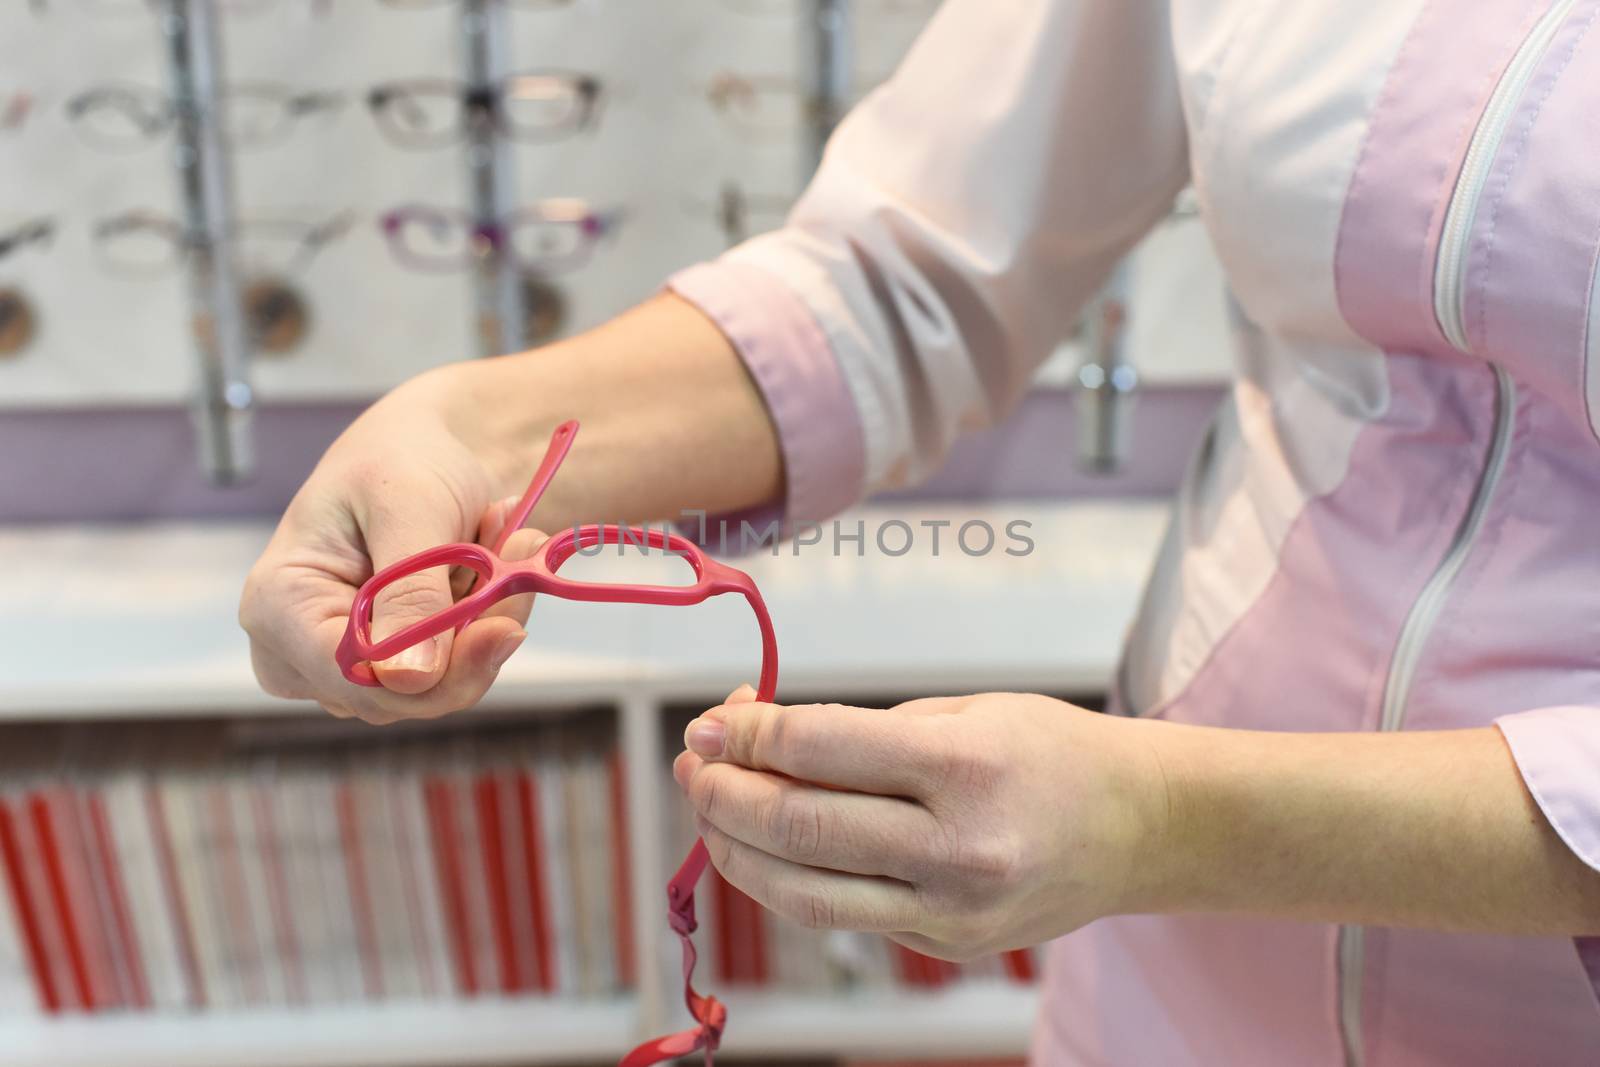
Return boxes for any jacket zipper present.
[1334,364,1514,1066]
[1434,0,1578,352]
[1373,367,1516,731]
[1335,2,1558,1060]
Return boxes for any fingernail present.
[672,751,692,789]
[381,635,437,673]
[685,719,725,758]
[490,630,526,673]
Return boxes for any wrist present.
[411,293,783,533]
[1098,714,1211,916]
[421,353,578,513]
[1075,712,1182,917]
[1114,719,1326,919]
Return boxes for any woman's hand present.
[672,687,1172,961]
[238,296,784,725]
[675,689,1600,947]
[239,365,548,724]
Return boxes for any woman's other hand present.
[673,687,1171,960]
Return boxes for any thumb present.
[683,684,760,763]
[364,489,469,695]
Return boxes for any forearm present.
[1129,719,1600,934]
[436,292,783,529]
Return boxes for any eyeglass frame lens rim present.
[95,212,351,275]
[0,218,56,256]
[66,85,175,147]
[367,73,598,148]
[380,203,611,273]
[68,81,341,150]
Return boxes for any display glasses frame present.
[367,72,600,149]
[379,201,620,274]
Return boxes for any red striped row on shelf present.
[0,723,632,1015]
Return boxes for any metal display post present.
[804,0,851,180]
[1075,261,1138,474]
[159,0,254,485]
[460,0,524,358]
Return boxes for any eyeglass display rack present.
[0,0,934,486]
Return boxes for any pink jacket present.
[670,1,1600,1063]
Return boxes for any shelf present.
[0,997,638,1067]
[0,985,1040,1066]
[717,983,1039,1058]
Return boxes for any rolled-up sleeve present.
[669,260,865,523]
[1497,707,1600,993]
[669,0,1190,522]
[1497,706,1600,874]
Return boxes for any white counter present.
[0,500,1169,717]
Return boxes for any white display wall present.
[0,0,934,407]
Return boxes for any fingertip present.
[685,716,726,758]
[672,749,698,789]
[500,527,549,562]
[693,704,732,734]
[457,617,526,673]
[370,667,443,696]
[702,697,766,724]
[364,620,522,724]
[372,634,447,695]
[726,683,758,704]
[491,629,527,674]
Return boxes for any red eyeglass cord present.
[621,616,777,1066]
[618,837,729,1065]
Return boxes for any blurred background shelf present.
[0,986,1040,1067]
[0,997,638,1067]
[717,984,1039,1058]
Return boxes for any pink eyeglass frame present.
[335,419,775,1066]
